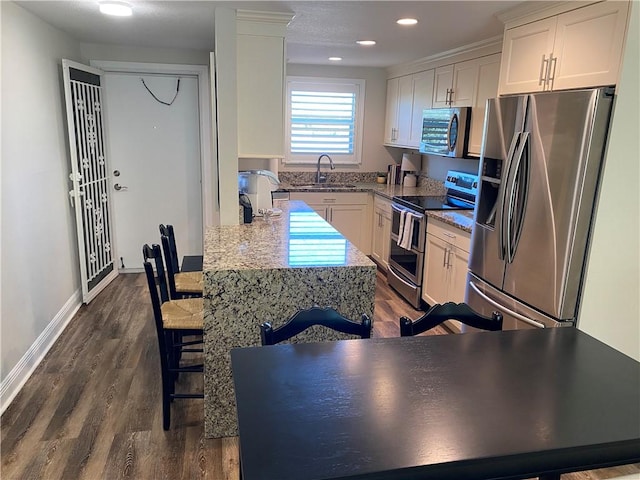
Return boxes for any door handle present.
[547,55,557,90]
[468,281,546,328]
[114,183,128,191]
[497,132,521,261]
[538,54,549,87]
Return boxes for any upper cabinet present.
[432,65,454,107]
[498,1,630,95]
[467,54,501,157]
[236,11,292,158]
[433,60,479,108]
[384,70,434,149]
[384,75,413,146]
[409,70,435,147]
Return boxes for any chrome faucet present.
[316,154,335,183]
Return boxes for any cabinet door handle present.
[547,55,557,91]
[442,247,448,267]
[448,88,454,106]
[539,54,549,87]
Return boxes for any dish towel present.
[399,212,414,250]
[397,210,406,246]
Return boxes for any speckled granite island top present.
[203,201,376,438]
[203,200,374,271]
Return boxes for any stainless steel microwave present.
[419,107,471,158]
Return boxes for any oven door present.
[390,204,426,252]
[389,204,426,285]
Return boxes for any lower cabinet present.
[289,192,372,254]
[422,218,471,332]
[370,195,392,271]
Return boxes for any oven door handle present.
[391,203,424,221]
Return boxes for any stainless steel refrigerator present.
[465,87,615,329]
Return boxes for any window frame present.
[284,76,365,165]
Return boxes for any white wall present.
[284,64,397,173]
[578,2,639,361]
[422,154,480,182]
[1,2,83,389]
[80,42,210,66]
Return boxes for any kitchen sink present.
[293,183,357,189]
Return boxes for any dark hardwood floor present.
[1,270,638,479]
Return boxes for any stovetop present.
[392,195,474,212]
[392,169,478,213]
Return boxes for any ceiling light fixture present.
[397,18,418,26]
[328,57,343,61]
[356,40,376,46]
[99,1,133,17]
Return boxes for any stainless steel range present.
[388,170,478,308]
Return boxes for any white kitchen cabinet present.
[409,70,435,147]
[384,75,413,146]
[422,218,471,332]
[432,64,454,108]
[384,70,435,148]
[370,195,392,270]
[236,14,289,158]
[467,54,501,157]
[290,192,372,254]
[432,59,480,108]
[498,1,630,95]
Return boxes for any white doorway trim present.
[90,61,218,229]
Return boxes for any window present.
[285,76,365,165]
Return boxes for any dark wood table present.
[231,328,640,480]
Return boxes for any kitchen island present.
[202,200,377,438]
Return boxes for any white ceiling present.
[16,0,527,68]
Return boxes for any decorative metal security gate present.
[62,60,117,303]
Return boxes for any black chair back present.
[261,306,372,346]
[159,224,181,274]
[400,302,503,337]
[143,243,169,306]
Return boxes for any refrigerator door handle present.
[468,280,546,328]
[497,132,521,261]
[505,131,530,263]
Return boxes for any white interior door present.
[62,60,118,303]
[103,72,203,271]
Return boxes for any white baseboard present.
[0,289,82,415]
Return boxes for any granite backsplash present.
[278,171,441,190]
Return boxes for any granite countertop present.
[279,182,474,233]
[205,200,374,272]
[426,210,474,234]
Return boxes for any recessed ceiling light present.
[99,1,133,16]
[356,40,377,46]
[328,57,342,61]
[397,18,418,26]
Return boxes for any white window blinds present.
[285,77,365,164]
